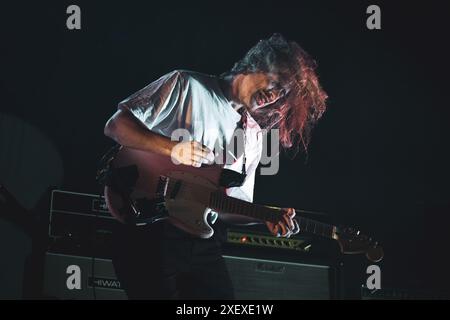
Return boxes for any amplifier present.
[45,190,339,299]
[223,253,338,299]
[43,251,336,300]
[226,229,312,252]
[43,252,127,300]
[222,238,340,300]
[49,189,113,236]
[49,190,118,256]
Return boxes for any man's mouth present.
[252,92,267,109]
[251,91,283,111]
[257,93,266,106]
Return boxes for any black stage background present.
[0,0,449,297]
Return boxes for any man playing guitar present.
[103,33,328,299]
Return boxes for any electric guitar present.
[100,145,384,262]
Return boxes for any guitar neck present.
[209,192,336,239]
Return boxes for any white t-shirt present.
[118,70,263,209]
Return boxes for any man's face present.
[237,72,286,112]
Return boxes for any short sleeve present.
[118,70,186,131]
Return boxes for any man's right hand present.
[171,141,215,167]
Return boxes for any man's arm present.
[104,109,214,167]
[104,109,175,156]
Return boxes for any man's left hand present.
[265,208,300,238]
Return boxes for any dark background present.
[1,0,448,297]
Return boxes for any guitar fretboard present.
[209,192,335,239]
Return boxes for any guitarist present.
[103,34,328,299]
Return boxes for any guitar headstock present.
[335,226,384,262]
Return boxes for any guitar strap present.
[218,109,248,188]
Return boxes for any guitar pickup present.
[156,176,169,197]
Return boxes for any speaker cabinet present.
[223,254,338,300]
[43,252,338,300]
[43,252,127,300]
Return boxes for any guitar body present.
[104,146,223,238]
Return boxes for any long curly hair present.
[227,33,328,153]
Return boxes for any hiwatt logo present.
[88,277,122,290]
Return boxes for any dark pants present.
[111,219,234,300]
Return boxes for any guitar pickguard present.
[163,171,218,238]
